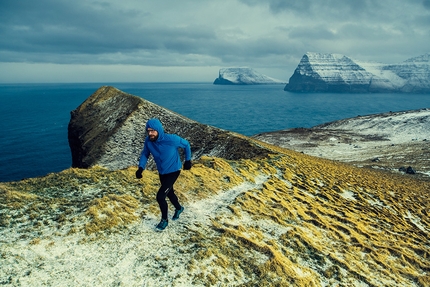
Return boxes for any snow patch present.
[340,190,355,200]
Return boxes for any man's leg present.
[156,170,181,220]
[166,183,182,210]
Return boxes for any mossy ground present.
[1,148,429,286]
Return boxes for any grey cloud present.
[0,0,218,59]
[287,26,337,41]
[239,0,428,24]
[0,0,429,74]
[239,0,372,18]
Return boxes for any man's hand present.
[135,167,144,179]
[183,160,192,170]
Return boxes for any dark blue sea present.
[1,82,429,182]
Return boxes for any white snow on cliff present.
[303,52,388,84]
[299,52,430,91]
[215,67,286,84]
[355,61,406,87]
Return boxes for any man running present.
[135,118,192,231]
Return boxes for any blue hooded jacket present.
[138,118,191,175]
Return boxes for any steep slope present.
[1,148,429,286]
[213,67,285,85]
[284,52,430,93]
[383,53,430,93]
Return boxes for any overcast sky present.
[0,0,429,83]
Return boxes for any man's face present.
[147,128,159,142]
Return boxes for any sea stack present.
[214,67,285,85]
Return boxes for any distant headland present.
[215,53,430,93]
[213,67,285,85]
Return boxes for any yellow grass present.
[1,147,428,286]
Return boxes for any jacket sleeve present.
[138,139,151,168]
[179,137,192,161]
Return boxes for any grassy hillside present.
[1,144,429,286]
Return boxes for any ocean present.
[1,82,429,182]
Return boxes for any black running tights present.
[156,170,181,220]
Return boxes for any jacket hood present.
[145,118,165,139]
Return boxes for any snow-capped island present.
[213,67,285,85]
[284,52,430,93]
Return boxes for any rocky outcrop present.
[284,52,430,93]
[68,86,270,170]
[214,67,285,85]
